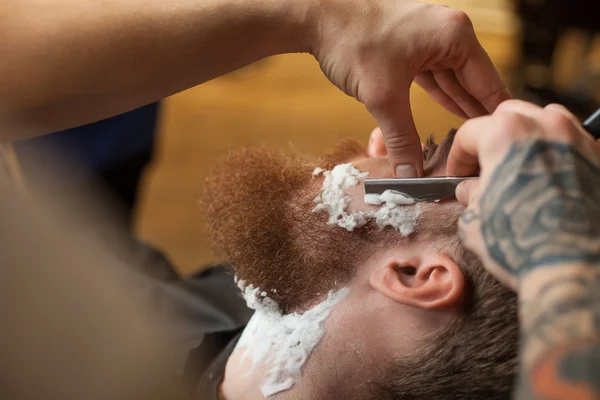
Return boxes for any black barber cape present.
[128,248,253,399]
[187,329,243,398]
[175,267,252,398]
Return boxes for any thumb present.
[369,92,424,177]
[455,178,479,206]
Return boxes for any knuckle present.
[545,103,570,115]
[445,8,473,31]
[384,134,416,152]
[457,117,477,134]
[442,9,475,41]
[493,110,528,138]
[546,111,576,135]
[494,99,520,114]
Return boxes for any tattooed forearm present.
[479,140,600,277]
[475,140,600,399]
[518,267,600,399]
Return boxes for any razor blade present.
[364,106,600,203]
[363,177,475,203]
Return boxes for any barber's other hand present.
[448,100,600,290]
[308,0,510,177]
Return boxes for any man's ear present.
[369,252,465,310]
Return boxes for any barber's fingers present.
[542,103,599,148]
[370,90,424,177]
[497,100,581,126]
[446,115,493,177]
[432,70,487,118]
[453,39,512,114]
[455,178,480,207]
[415,72,469,119]
[447,100,543,177]
[544,103,580,125]
[494,98,544,117]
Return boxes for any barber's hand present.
[309,0,510,177]
[447,100,600,290]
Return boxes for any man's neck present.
[219,285,358,399]
[219,340,380,400]
[219,347,264,400]
[220,346,328,400]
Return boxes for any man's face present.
[203,130,456,313]
[205,129,518,399]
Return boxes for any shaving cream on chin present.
[235,278,349,397]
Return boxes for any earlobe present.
[369,253,465,310]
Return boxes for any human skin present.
[218,128,468,400]
[0,0,509,176]
[449,100,600,399]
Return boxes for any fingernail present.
[455,181,466,202]
[395,164,417,178]
[455,181,470,206]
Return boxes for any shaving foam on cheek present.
[312,163,369,231]
[235,278,349,398]
[313,164,420,235]
[365,190,416,205]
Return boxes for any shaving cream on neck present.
[235,278,349,398]
[313,163,420,236]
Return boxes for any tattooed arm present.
[519,265,600,399]
[447,100,600,399]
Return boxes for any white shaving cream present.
[235,279,349,398]
[364,190,415,206]
[313,163,420,236]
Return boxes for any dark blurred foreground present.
[0,165,186,400]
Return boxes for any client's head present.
[203,129,518,400]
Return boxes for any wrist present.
[264,0,317,55]
[518,263,587,301]
[517,262,600,368]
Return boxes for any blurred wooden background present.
[135,0,519,275]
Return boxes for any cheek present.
[351,157,393,179]
[345,185,379,213]
[345,158,395,212]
